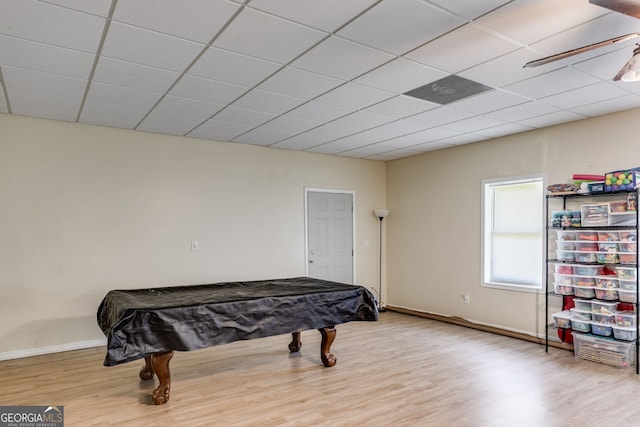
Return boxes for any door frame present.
[304,187,356,284]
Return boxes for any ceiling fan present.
[524,0,640,81]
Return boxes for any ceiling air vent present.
[404,75,493,105]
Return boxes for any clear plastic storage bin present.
[572,332,635,368]
[615,311,637,328]
[553,311,572,329]
[591,300,618,314]
[618,289,637,303]
[613,326,637,341]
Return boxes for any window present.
[482,175,544,291]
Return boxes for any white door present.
[307,191,354,284]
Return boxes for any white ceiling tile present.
[352,120,430,143]
[315,83,394,110]
[271,133,329,151]
[247,0,377,32]
[505,68,600,99]
[406,24,520,74]
[291,36,394,80]
[232,89,305,115]
[0,0,105,52]
[112,0,241,43]
[516,110,587,128]
[474,0,608,46]
[258,67,343,99]
[337,0,464,55]
[2,66,86,99]
[459,48,564,88]
[86,82,162,110]
[188,47,282,87]
[441,115,507,133]
[232,127,294,146]
[0,34,95,78]
[355,58,448,93]
[378,127,462,148]
[436,134,488,146]
[341,144,392,157]
[40,0,112,17]
[571,95,640,117]
[153,95,225,120]
[540,82,630,109]
[8,87,80,121]
[79,101,148,129]
[313,133,375,152]
[485,101,560,121]
[472,123,533,138]
[405,106,475,127]
[305,143,344,155]
[451,90,530,114]
[137,111,205,136]
[370,119,432,139]
[212,7,327,63]
[330,111,395,131]
[410,142,459,152]
[285,101,351,122]
[364,95,439,118]
[211,106,275,128]
[427,0,512,20]
[368,149,424,160]
[169,75,248,104]
[102,22,205,72]
[305,123,357,140]
[188,119,253,141]
[92,57,180,93]
[261,116,322,134]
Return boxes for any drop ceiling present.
[2,0,640,161]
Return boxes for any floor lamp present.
[374,209,389,312]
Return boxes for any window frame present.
[481,174,546,293]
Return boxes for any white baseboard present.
[0,339,107,361]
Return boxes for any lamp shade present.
[614,46,640,82]
[374,209,389,219]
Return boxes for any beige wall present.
[0,114,386,357]
[386,107,640,337]
[4,106,640,358]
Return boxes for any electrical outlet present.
[463,294,470,304]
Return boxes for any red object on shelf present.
[618,302,635,312]
[573,174,605,181]
[558,328,574,344]
[562,295,576,311]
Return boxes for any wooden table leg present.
[318,326,337,367]
[139,355,154,380]
[288,331,302,352]
[150,351,174,405]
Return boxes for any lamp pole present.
[374,209,389,312]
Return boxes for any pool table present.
[97,277,378,404]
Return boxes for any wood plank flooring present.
[2,311,640,426]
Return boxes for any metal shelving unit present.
[545,189,639,373]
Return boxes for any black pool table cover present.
[97,277,378,366]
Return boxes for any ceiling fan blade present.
[523,33,640,68]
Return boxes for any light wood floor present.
[3,311,640,426]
